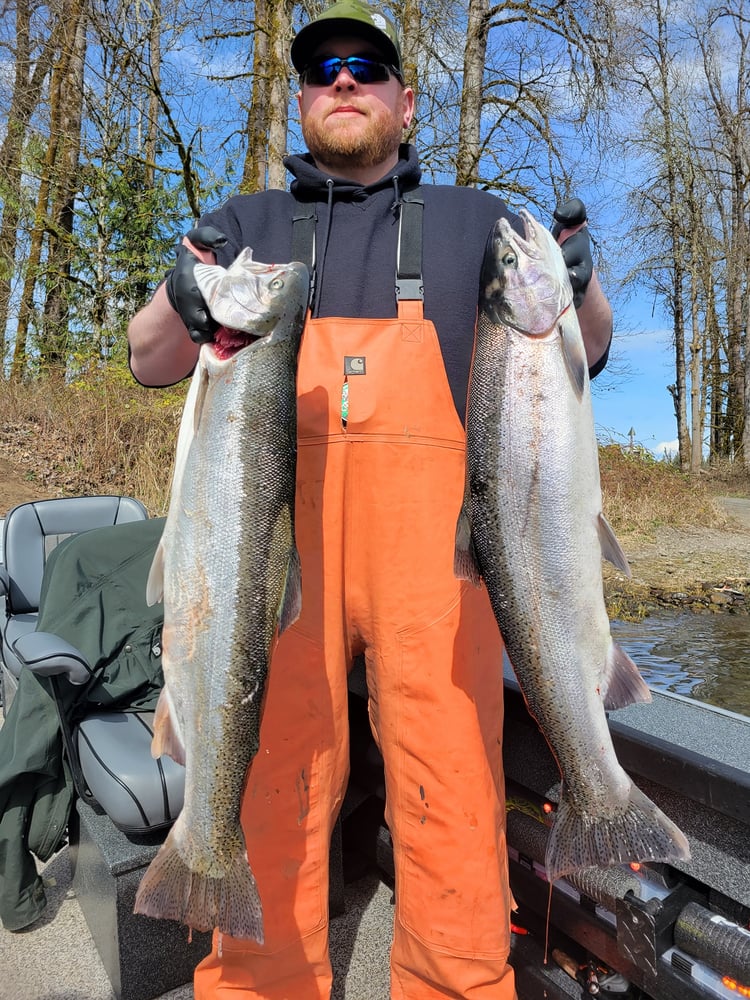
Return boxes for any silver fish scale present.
[467,310,617,802]
[459,211,689,880]
[169,318,301,859]
[135,259,308,939]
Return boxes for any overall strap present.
[290,186,425,310]
[291,201,317,308]
[396,187,424,302]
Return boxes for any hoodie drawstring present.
[312,179,336,319]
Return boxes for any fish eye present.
[500,248,517,267]
[269,277,285,290]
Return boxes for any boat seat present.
[0,498,183,834]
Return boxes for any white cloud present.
[654,439,679,458]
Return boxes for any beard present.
[302,109,404,175]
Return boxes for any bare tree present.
[614,0,692,467]
[692,1,750,463]
[0,1,60,370]
[455,0,615,193]
[11,0,88,377]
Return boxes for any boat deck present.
[0,849,395,1000]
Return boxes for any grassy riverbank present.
[599,445,750,618]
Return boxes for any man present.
[128,3,613,997]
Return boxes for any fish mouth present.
[211,326,261,361]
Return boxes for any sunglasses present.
[300,55,403,87]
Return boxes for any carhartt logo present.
[344,356,366,375]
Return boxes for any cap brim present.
[291,19,400,73]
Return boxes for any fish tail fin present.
[454,505,482,586]
[134,826,264,943]
[277,546,302,635]
[545,782,691,881]
[601,641,651,710]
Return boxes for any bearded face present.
[301,99,406,174]
[297,39,414,182]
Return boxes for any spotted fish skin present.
[134,254,309,940]
[455,210,690,880]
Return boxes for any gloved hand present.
[552,198,593,309]
[164,226,229,344]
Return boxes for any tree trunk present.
[242,0,292,192]
[0,2,59,370]
[41,0,88,370]
[456,0,489,186]
[399,0,421,143]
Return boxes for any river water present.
[612,611,750,718]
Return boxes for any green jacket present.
[0,516,165,930]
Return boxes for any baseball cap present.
[291,0,403,77]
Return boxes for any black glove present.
[164,226,229,344]
[552,199,593,309]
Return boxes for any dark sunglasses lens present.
[304,57,392,86]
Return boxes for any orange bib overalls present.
[194,197,516,1000]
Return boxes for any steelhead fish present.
[134,248,309,939]
[455,210,690,880]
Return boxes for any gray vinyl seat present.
[0,496,148,690]
[0,497,184,834]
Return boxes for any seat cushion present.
[76,711,184,834]
[2,612,38,679]
[3,496,148,616]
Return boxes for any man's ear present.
[402,87,415,128]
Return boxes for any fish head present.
[194,249,310,361]
[480,209,573,337]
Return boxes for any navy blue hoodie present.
[201,144,564,422]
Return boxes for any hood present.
[284,142,422,202]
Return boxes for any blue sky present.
[592,297,679,459]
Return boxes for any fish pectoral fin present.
[151,687,186,765]
[601,640,651,710]
[454,506,482,587]
[560,321,587,400]
[597,513,631,577]
[146,540,166,606]
[277,546,302,636]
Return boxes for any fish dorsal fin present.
[560,318,587,401]
[601,640,651,710]
[454,503,483,587]
[598,512,631,578]
[277,546,303,636]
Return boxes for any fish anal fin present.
[277,547,302,636]
[598,512,631,577]
[151,688,186,765]
[454,505,482,587]
[601,640,651,710]
[560,321,587,400]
